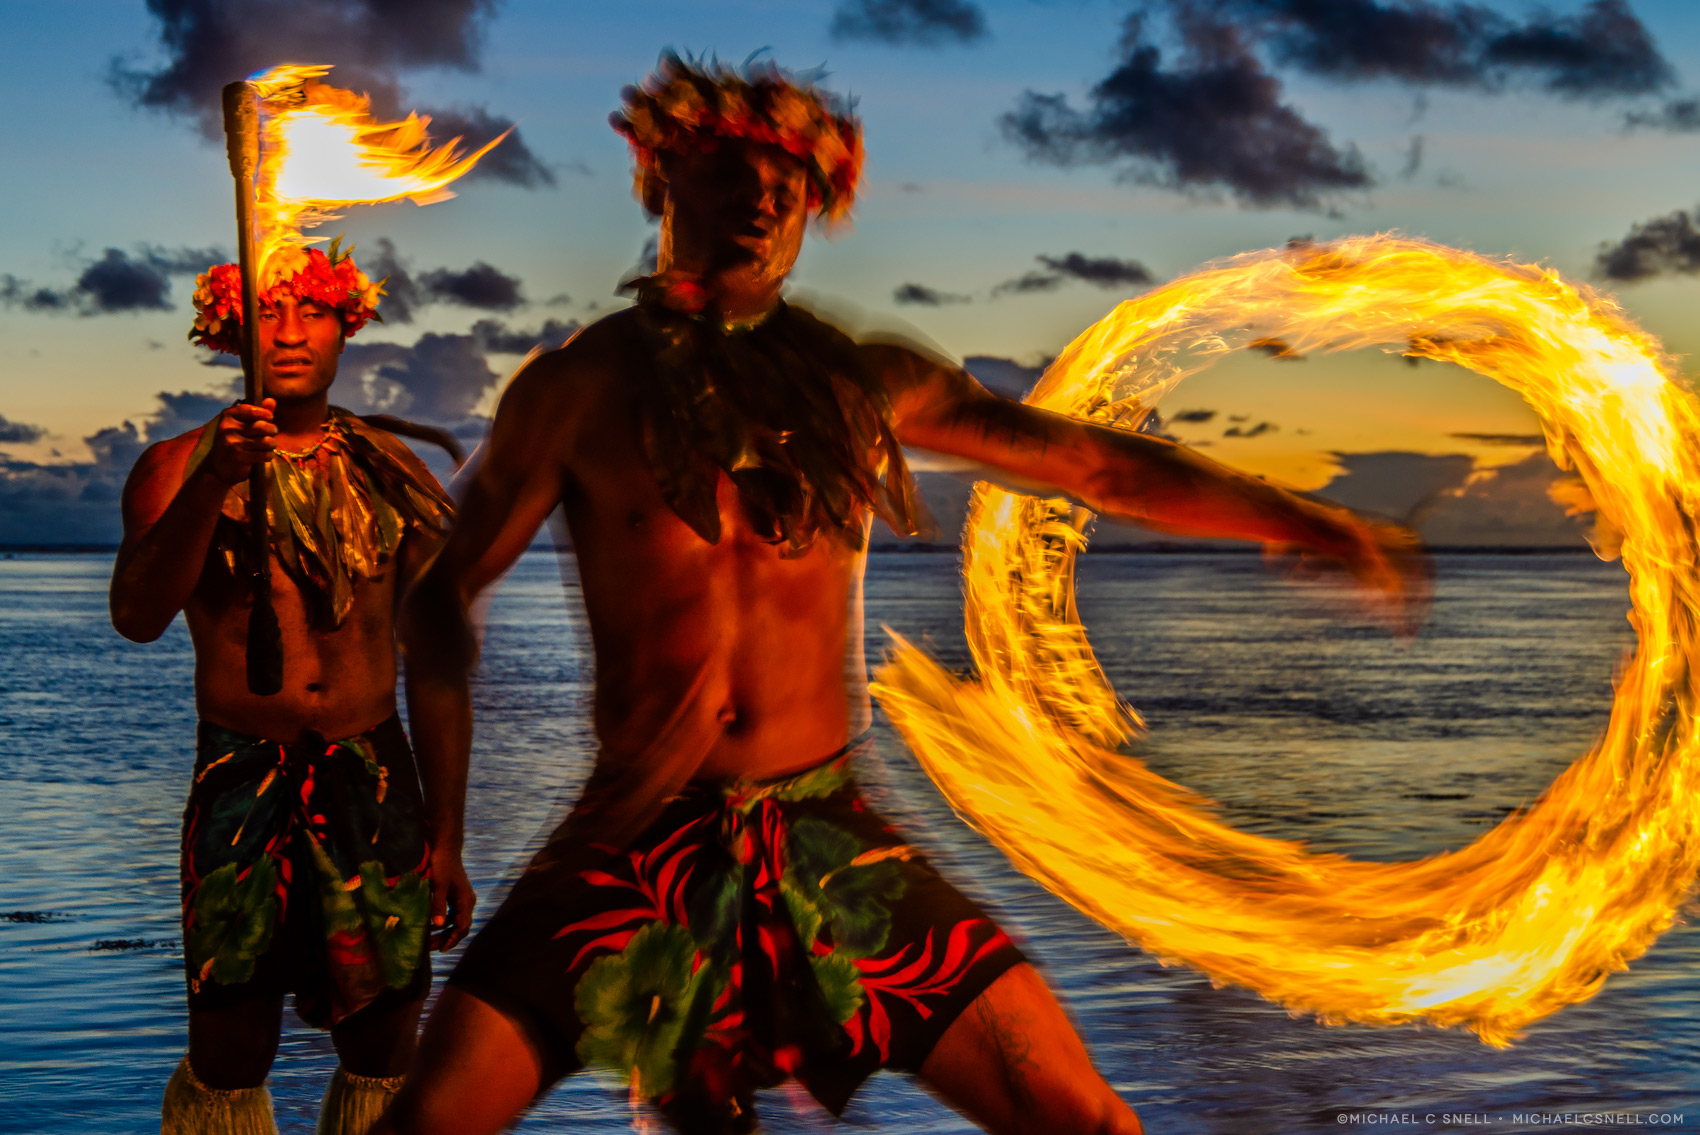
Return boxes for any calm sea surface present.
[3,550,1697,1133]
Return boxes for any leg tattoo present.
[974,995,1040,1115]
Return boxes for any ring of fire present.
[872,234,1700,1045]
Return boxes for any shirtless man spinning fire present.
[383,56,1426,1135]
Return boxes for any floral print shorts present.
[180,716,432,1027]
[451,745,1024,1131]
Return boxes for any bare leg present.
[919,964,1142,1135]
[373,987,543,1135]
[188,996,286,1089]
[332,994,425,1078]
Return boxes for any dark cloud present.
[471,317,581,356]
[830,0,988,46]
[1418,451,1593,546]
[1314,449,1477,523]
[360,237,422,323]
[991,271,1064,297]
[1037,251,1155,288]
[1223,0,1669,97]
[358,238,528,321]
[989,252,1154,297]
[1223,421,1278,437]
[418,262,525,311]
[1627,98,1700,131]
[1234,0,1494,84]
[1399,134,1425,179]
[1002,9,1371,209]
[1312,448,1591,545]
[111,1,549,190]
[1248,336,1304,360]
[149,391,234,439]
[136,245,228,275]
[0,313,555,542]
[368,333,499,422]
[1170,408,1217,423]
[339,333,499,424]
[0,276,73,313]
[1450,431,1544,446]
[894,282,972,306]
[0,416,46,445]
[74,249,175,313]
[419,106,556,188]
[1480,0,1669,97]
[0,390,232,545]
[334,316,579,425]
[887,445,1590,549]
[1007,1,1669,209]
[0,246,224,316]
[113,0,491,132]
[1594,208,1700,281]
[0,373,489,545]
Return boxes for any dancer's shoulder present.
[501,308,643,401]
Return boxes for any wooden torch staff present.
[222,80,283,697]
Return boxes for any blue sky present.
[2,0,1697,543]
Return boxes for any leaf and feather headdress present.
[610,53,865,225]
[189,239,383,355]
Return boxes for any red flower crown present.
[189,244,383,356]
[610,53,864,225]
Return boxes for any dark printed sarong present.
[451,745,1025,1131]
[180,715,432,1027]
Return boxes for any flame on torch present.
[873,234,1700,1046]
[243,63,506,281]
[215,65,503,698]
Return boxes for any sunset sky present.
[3,0,1698,544]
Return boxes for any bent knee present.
[1021,1076,1141,1135]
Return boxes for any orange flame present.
[872,234,1700,1046]
[245,64,505,281]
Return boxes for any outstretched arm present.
[873,343,1429,630]
[399,351,581,947]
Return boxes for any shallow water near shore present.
[2,550,1697,1133]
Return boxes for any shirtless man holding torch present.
[385,56,1427,1135]
[112,248,465,1135]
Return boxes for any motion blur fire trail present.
[873,234,1700,1045]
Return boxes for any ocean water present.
[2,550,1696,1134]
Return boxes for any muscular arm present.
[110,402,277,642]
[394,518,477,952]
[399,349,584,943]
[874,343,1429,626]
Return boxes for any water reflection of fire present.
[874,234,1700,1046]
[245,64,504,281]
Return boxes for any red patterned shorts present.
[451,746,1024,1131]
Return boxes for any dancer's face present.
[658,138,811,303]
[257,294,344,400]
